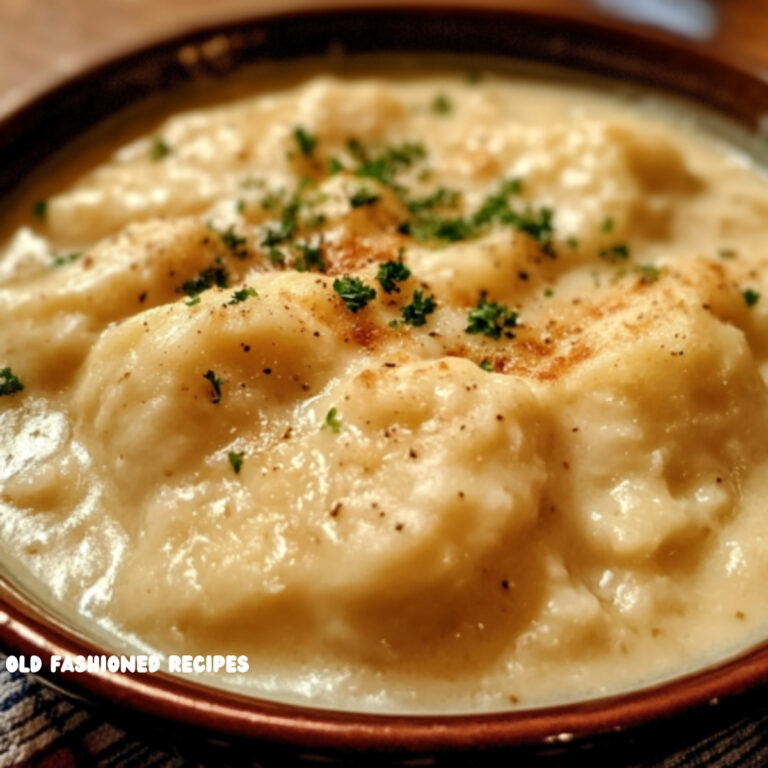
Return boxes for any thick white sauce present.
[3,62,768,712]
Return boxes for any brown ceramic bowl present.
[3,5,768,764]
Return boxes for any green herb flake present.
[50,251,83,268]
[719,248,738,260]
[599,243,630,263]
[351,140,427,186]
[209,223,248,256]
[32,200,47,220]
[401,290,437,327]
[471,183,554,252]
[479,360,493,372]
[228,451,245,474]
[431,93,453,115]
[543,287,554,298]
[185,295,201,307]
[150,138,172,162]
[400,216,476,243]
[350,188,380,208]
[0,367,24,397]
[328,157,344,175]
[178,262,229,296]
[236,199,246,213]
[636,264,662,283]
[333,276,377,312]
[260,189,285,211]
[294,126,317,157]
[267,247,285,265]
[515,207,555,251]
[566,236,579,249]
[743,288,761,308]
[203,370,223,404]
[322,406,342,433]
[228,286,257,305]
[261,198,300,247]
[293,244,325,273]
[405,187,460,215]
[466,293,518,340]
[472,178,524,225]
[376,260,411,293]
[602,217,615,233]
[304,213,327,229]
[347,138,367,163]
[298,176,315,192]
[499,178,524,196]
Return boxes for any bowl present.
[2,4,768,764]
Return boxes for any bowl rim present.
[2,3,768,755]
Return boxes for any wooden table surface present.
[1,0,767,123]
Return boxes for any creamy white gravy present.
[3,58,768,713]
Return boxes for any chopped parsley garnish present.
[515,207,554,252]
[228,451,245,474]
[404,186,460,215]
[178,262,229,297]
[472,178,524,225]
[203,370,223,404]
[399,216,475,242]
[208,223,248,258]
[602,217,615,233]
[261,198,300,247]
[350,188,380,208]
[228,286,257,305]
[636,264,661,283]
[32,200,47,220]
[322,406,342,433]
[743,288,761,308]
[50,251,83,268]
[213,223,247,250]
[260,189,285,211]
[346,138,367,163]
[294,244,326,272]
[293,126,317,156]
[719,248,738,260]
[298,176,315,192]
[566,236,579,249]
[349,139,426,186]
[398,179,553,254]
[303,212,327,229]
[0,367,24,397]
[479,359,493,372]
[185,295,201,307]
[236,199,246,213]
[267,247,285,265]
[376,260,411,293]
[599,243,630,262]
[150,138,172,161]
[431,93,453,115]
[401,290,437,327]
[466,293,518,340]
[328,157,344,175]
[543,287,554,298]
[499,177,524,196]
[333,276,377,312]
